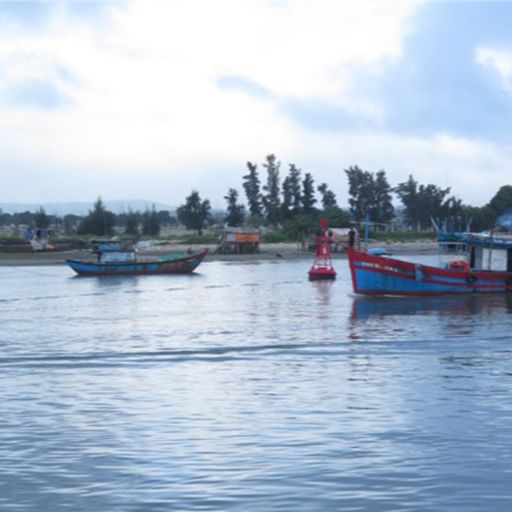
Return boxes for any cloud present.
[0,0,121,33]
[476,47,512,95]
[216,75,272,100]
[0,0,510,209]
[0,1,51,31]
[271,2,512,141]
[350,2,512,140]
[3,78,74,109]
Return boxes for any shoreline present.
[0,241,438,267]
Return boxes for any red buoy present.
[308,218,337,280]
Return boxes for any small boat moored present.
[66,240,208,276]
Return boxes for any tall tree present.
[288,164,303,213]
[372,170,394,226]
[281,175,293,220]
[34,206,49,228]
[177,191,211,235]
[142,205,160,236]
[395,175,457,230]
[261,154,281,225]
[345,165,375,222]
[63,214,82,235]
[77,197,115,236]
[345,166,394,227]
[301,172,317,214]
[468,185,512,231]
[157,210,177,227]
[224,188,245,227]
[125,208,139,236]
[394,175,419,227]
[242,161,262,217]
[317,183,338,210]
[488,185,512,219]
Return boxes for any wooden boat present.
[66,241,208,276]
[346,235,512,295]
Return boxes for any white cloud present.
[476,46,512,94]
[12,0,501,208]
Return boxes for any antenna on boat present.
[430,216,440,232]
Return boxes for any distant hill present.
[0,200,175,216]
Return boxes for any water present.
[2,255,512,511]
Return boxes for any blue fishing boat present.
[346,230,512,296]
[66,241,208,276]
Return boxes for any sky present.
[1,0,512,210]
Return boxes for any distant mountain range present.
[0,200,175,216]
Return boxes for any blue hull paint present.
[347,248,512,296]
[354,267,474,295]
[66,249,208,276]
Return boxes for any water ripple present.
[2,259,512,511]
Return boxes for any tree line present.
[0,200,178,238]
[3,154,512,237]
[214,154,511,234]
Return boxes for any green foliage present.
[142,205,160,237]
[373,170,395,225]
[324,206,352,226]
[261,230,290,243]
[395,174,463,230]
[224,188,245,227]
[464,185,512,231]
[345,165,394,227]
[77,197,115,236]
[488,185,512,224]
[302,172,317,214]
[124,208,139,236]
[345,165,372,221]
[281,164,302,219]
[0,211,34,227]
[177,190,212,235]
[34,207,49,228]
[261,154,281,226]
[281,213,319,241]
[63,214,82,235]
[246,213,265,228]
[174,232,218,244]
[242,161,262,216]
[317,183,338,210]
[157,210,177,226]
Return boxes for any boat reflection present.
[310,279,334,305]
[350,293,512,322]
[347,293,512,341]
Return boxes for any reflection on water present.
[310,279,334,304]
[348,293,512,342]
[351,293,512,320]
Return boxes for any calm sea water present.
[2,254,512,511]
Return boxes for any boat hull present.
[346,248,512,296]
[66,249,208,276]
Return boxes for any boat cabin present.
[437,235,468,268]
[465,233,512,272]
[91,239,136,263]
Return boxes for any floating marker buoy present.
[308,217,336,280]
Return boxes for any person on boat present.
[348,227,356,248]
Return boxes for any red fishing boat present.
[346,229,512,296]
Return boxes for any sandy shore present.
[0,241,438,266]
